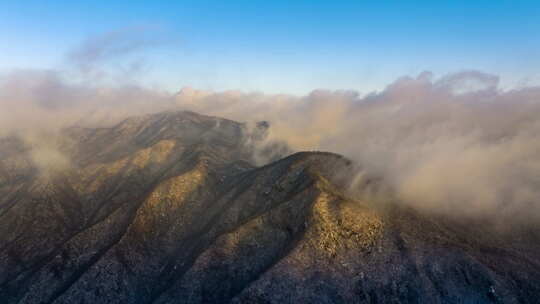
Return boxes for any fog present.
[1,31,540,224]
[172,73,540,223]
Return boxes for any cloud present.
[65,27,169,82]
[0,68,171,175]
[1,30,539,225]
[171,72,540,225]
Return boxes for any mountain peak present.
[1,110,539,303]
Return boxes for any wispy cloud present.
[65,27,170,82]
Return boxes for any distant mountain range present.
[1,110,539,303]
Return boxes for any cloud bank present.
[1,31,540,225]
[172,72,540,224]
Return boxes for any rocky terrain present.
[1,110,539,303]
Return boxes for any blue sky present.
[1,0,539,94]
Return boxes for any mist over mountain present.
[2,67,540,226]
[2,1,540,302]
[1,28,540,304]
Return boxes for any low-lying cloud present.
[1,31,540,225]
[172,73,540,224]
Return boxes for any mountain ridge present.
[1,110,539,303]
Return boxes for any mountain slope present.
[0,111,539,304]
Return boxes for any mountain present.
[1,110,539,304]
